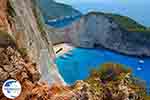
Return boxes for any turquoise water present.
[46,15,81,28]
[55,0,150,27]
[56,48,150,85]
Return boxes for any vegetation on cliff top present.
[1,1,149,99]
[68,63,147,100]
[107,13,150,33]
[87,12,150,34]
[0,47,148,100]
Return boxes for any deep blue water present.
[46,15,81,28]
[56,48,150,86]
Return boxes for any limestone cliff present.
[48,12,150,57]
[37,0,81,20]
[0,0,65,84]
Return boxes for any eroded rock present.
[0,47,41,99]
[0,68,9,81]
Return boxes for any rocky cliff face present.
[48,12,150,57]
[0,0,65,85]
[0,47,40,99]
[0,0,10,33]
[37,0,81,20]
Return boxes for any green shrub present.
[97,63,131,81]
[106,13,150,35]
[85,63,146,99]
[88,12,150,34]
[32,1,45,33]
[7,1,16,17]
[18,48,28,57]
[0,31,16,47]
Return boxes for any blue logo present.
[2,79,22,99]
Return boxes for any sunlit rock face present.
[9,0,49,62]
[48,12,150,56]
[0,0,8,32]
[0,47,41,100]
[0,0,13,34]
[0,0,65,85]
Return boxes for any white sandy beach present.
[53,43,74,57]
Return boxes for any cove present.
[56,48,150,86]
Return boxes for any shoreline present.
[53,43,150,59]
[53,43,74,57]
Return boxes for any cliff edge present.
[0,0,65,86]
[48,12,150,57]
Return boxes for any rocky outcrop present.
[0,47,64,100]
[48,12,150,57]
[0,0,11,33]
[9,0,50,62]
[0,47,40,99]
[9,63,144,100]
[0,0,65,85]
[0,47,69,99]
[37,0,81,20]
[10,0,65,84]
[0,48,145,99]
